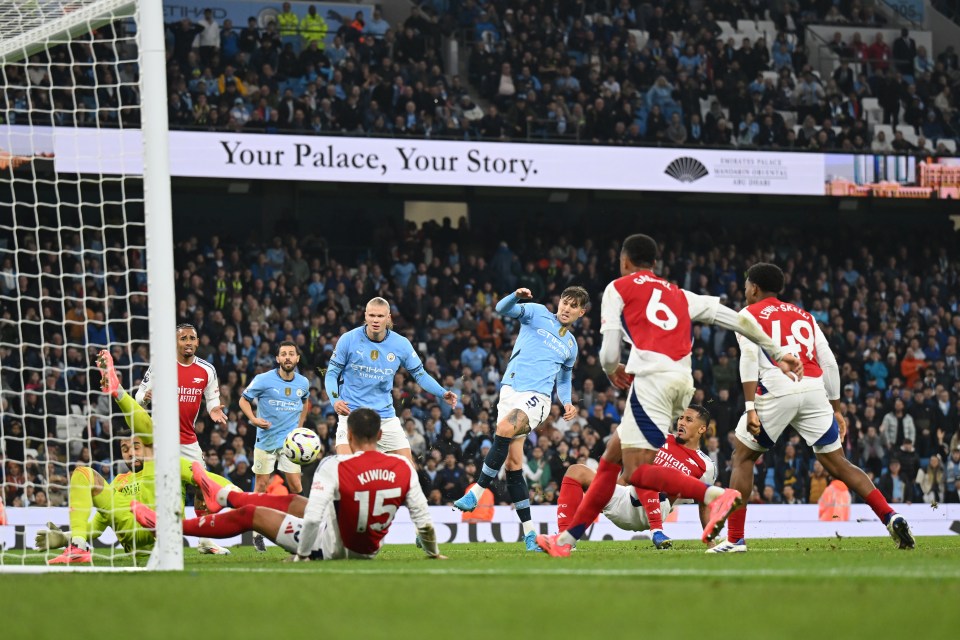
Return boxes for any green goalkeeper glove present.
[35,522,70,551]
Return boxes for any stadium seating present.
[1,0,956,154]
[2,213,959,509]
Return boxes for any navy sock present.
[506,469,531,523]
[476,435,512,489]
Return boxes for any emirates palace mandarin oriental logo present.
[664,157,709,183]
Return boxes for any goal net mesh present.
[1,0,165,568]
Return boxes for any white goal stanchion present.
[0,0,180,571]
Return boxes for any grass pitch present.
[3,537,960,639]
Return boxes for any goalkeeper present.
[36,351,236,565]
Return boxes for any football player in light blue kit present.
[454,286,588,551]
[325,297,457,464]
[239,340,311,552]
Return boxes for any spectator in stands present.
[867,32,892,75]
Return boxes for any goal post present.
[0,0,181,571]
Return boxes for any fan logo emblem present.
[664,157,709,183]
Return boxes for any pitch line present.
[198,566,960,579]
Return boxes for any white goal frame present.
[0,0,182,571]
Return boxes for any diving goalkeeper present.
[35,351,236,565]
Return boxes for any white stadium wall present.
[4,504,958,550]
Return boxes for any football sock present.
[114,386,154,442]
[727,504,747,542]
[506,469,534,536]
[865,489,896,524]
[182,504,256,537]
[226,492,298,513]
[474,435,512,493]
[68,466,95,544]
[629,464,710,504]
[559,458,620,544]
[637,489,663,531]
[557,476,585,533]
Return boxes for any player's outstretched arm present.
[295,460,338,559]
[405,460,446,558]
[495,289,531,320]
[135,366,152,406]
[239,395,270,428]
[402,339,457,407]
[557,366,577,419]
[686,291,803,379]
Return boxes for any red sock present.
[565,458,621,539]
[865,488,895,524]
[638,489,663,530]
[727,505,747,542]
[227,492,298,513]
[183,504,256,537]
[557,476,585,533]
[630,465,708,503]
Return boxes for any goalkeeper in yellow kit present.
[36,350,236,565]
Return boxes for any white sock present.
[651,528,663,534]
[521,521,536,536]
[216,486,233,507]
[557,531,576,546]
[703,486,724,505]
[70,536,89,551]
[469,483,484,499]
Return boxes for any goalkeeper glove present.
[35,522,70,551]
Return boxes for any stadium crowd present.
[2,214,960,512]
[1,1,958,155]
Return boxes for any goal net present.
[0,0,181,571]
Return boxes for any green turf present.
[3,538,960,639]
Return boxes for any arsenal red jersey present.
[600,270,721,376]
[654,435,717,485]
[737,298,839,399]
[301,451,433,557]
[136,357,219,445]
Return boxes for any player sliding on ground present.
[454,286,588,552]
[558,405,717,544]
[324,297,457,463]
[712,263,914,553]
[538,234,803,557]
[133,408,446,560]
[35,351,236,564]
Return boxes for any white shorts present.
[602,486,674,532]
[252,446,301,475]
[496,386,550,438]
[618,372,694,450]
[180,441,204,464]
[735,390,841,454]
[336,415,407,453]
[273,511,377,561]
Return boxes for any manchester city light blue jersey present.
[325,326,438,419]
[502,302,578,400]
[242,369,310,451]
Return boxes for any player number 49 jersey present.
[302,451,432,557]
[738,297,833,398]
